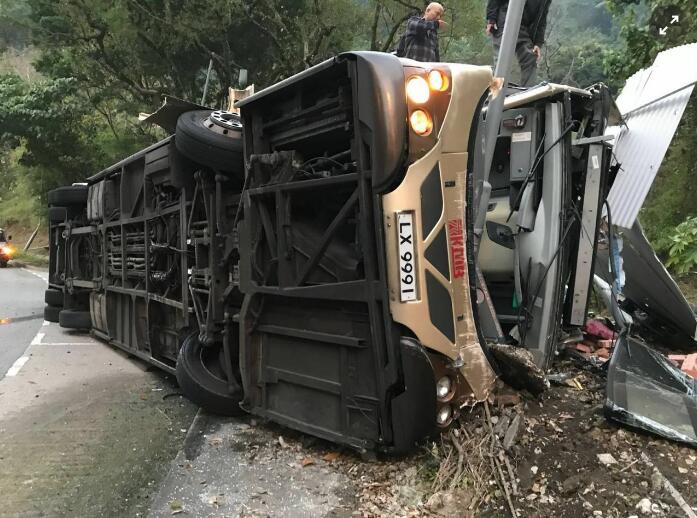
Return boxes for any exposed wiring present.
[506,122,576,223]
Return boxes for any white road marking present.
[35,342,94,346]
[23,268,48,283]
[31,332,45,346]
[5,356,29,377]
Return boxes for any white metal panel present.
[606,43,697,229]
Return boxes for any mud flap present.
[390,338,437,452]
[605,335,697,447]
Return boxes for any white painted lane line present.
[31,332,45,346]
[5,356,29,377]
[23,268,49,283]
[34,342,95,346]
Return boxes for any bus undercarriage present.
[45,51,615,452]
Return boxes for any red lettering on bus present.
[448,219,465,278]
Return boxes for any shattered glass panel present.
[606,336,697,447]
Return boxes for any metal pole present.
[200,58,214,106]
[474,0,526,246]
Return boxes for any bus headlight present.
[428,70,449,92]
[436,376,453,401]
[409,109,433,136]
[436,404,453,426]
[406,76,430,104]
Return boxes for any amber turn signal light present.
[427,70,449,92]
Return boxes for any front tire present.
[174,110,244,177]
[176,333,244,416]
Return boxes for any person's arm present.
[407,17,439,37]
[486,0,500,25]
[486,0,500,34]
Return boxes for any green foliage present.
[0,73,106,193]
[541,0,619,88]
[661,217,697,274]
[0,150,41,227]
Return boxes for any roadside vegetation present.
[0,0,695,283]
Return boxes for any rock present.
[635,498,652,515]
[597,453,618,466]
[493,414,510,438]
[403,467,417,482]
[650,471,662,492]
[397,485,422,507]
[495,392,521,407]
[503,413,522,450]
[427,489,475,517]
[562,474,584,495]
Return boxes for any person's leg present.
[516,39,538,87]
[492,35,502,72]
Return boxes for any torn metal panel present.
[596,221,697,345]
[605,336,697,448]
[139,95,211,134]
[606,43,697,229]
[502,82,592,110]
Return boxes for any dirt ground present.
[488,362,697,517]
[217,356,696,517]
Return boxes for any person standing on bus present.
[486,0,551,87]
[396,2,447,62]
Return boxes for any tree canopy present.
[0,0,695,265]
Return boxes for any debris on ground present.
[566,318,620,364]
[488,343,549,395]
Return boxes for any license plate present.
[397,212,417,302]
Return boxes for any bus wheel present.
[45,288,64,306]
[59,309,92,329]
[176,333,245,416]
[47,185,88,207]
[44,305,61,323]
[174,110,244,179]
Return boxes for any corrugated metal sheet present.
[606,43,697,229]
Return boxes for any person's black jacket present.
[486,0,550,46]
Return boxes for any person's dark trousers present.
[492,35,538,87]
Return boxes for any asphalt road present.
[0,266,47,378]
[0,266,356,517]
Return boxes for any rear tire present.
[48,206,67,224]
[44,305,61,323]
[48,185,88,207]
[174,110,244,177]
[58,309,92,329]
[45,288,64,306]
[176,333,244,416]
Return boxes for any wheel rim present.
[204,110,243,138]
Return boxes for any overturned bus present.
[44,51,615,452]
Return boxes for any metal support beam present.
[474,0,526,250]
